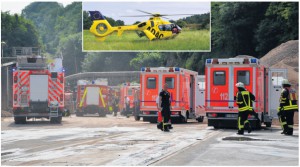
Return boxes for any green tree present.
[255,2,298,55]
[1,12,41,57]
[83,10,92,29]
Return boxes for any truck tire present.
[265,122,272,127]
[197,116,204,123]
[14,117,26,124]
[134,115,140,121]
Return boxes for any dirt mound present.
[260,40,299,85]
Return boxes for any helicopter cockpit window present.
[158,24,173,31]
[138,22,147,28]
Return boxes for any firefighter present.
[125,96,130,117]
[278,79,298,135]
[235,82,255,135]
[158,84,172,132]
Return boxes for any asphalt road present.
[1,115,299,166]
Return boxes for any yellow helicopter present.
[88,10,193,41]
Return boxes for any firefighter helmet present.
[235,82,245,88]
[282,79,291,86]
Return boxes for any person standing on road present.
[125,96,130,117]
[158,84,172,132]
[235,82,255,135]
[278,79,298,135]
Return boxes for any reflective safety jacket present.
[236,90,255,112]
[278,88,298,112]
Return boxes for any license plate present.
[226,114,237,118]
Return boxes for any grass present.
[83,29,210,51]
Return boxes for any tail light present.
[60,94,64,101]
[14,76,18,83]
[208,113,217,117]
[14,94,17,101]
[171,111,179,115]
[169,67,174,72]
[143,111,150,115]
[145,67,151,72]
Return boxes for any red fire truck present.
[12,48,65,124]
[119,83,140,116]
[139,67,198,123]
[205,57,287,128]
[75,79,109,117]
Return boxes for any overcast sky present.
[83,1,210,25]
[1,1,73,14]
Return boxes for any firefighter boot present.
[163,125,170,132]
[245,122,252,134]
[157,122,163,130]
[281,124,288,134]
[286,126,293,135]
[237,129,244,135]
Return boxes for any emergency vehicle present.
[119,82,140,116]
[139,67,198,123]
[12,48,65,124]
[205,57,287,128]
[195,75,205,122]
[75,79,109,117]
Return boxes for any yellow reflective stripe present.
[79,88,87,107]
[288,125,293,128]
[99,88,106,108]
[238,117,244,130]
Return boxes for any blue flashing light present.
[250,58,257,64]
[206,59,212,64]
[62,67,65,72]
[175,67,180,71]
[12,68,16,72]
[92,80,95,84]
[141,67,145,71]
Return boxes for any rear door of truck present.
[141,74,159,110]
[233,67,254,109]
[268,68,288,118]
[86,87,100,105]
[206,67,231,110]
[30,75,48,102]
[162,74,177,108]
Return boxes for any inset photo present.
[82,1,211,51]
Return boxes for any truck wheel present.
[265,122,272,128]
[134,115,140,121]
[14,117,26,124]
[50,117,62,124]
[197,116,204,123]
[213,125,219,129]
[149,118,157,123]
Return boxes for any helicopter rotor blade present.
[120,15,153,17]
[136,9,154,15]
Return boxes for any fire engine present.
[139,67,198,123]
[75,79,109,117]
[12,48,65,124]
[119,82,140,116]
[205,57,287,128]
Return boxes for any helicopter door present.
[150,21,154,27]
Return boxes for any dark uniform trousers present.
[162,106,171,130]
